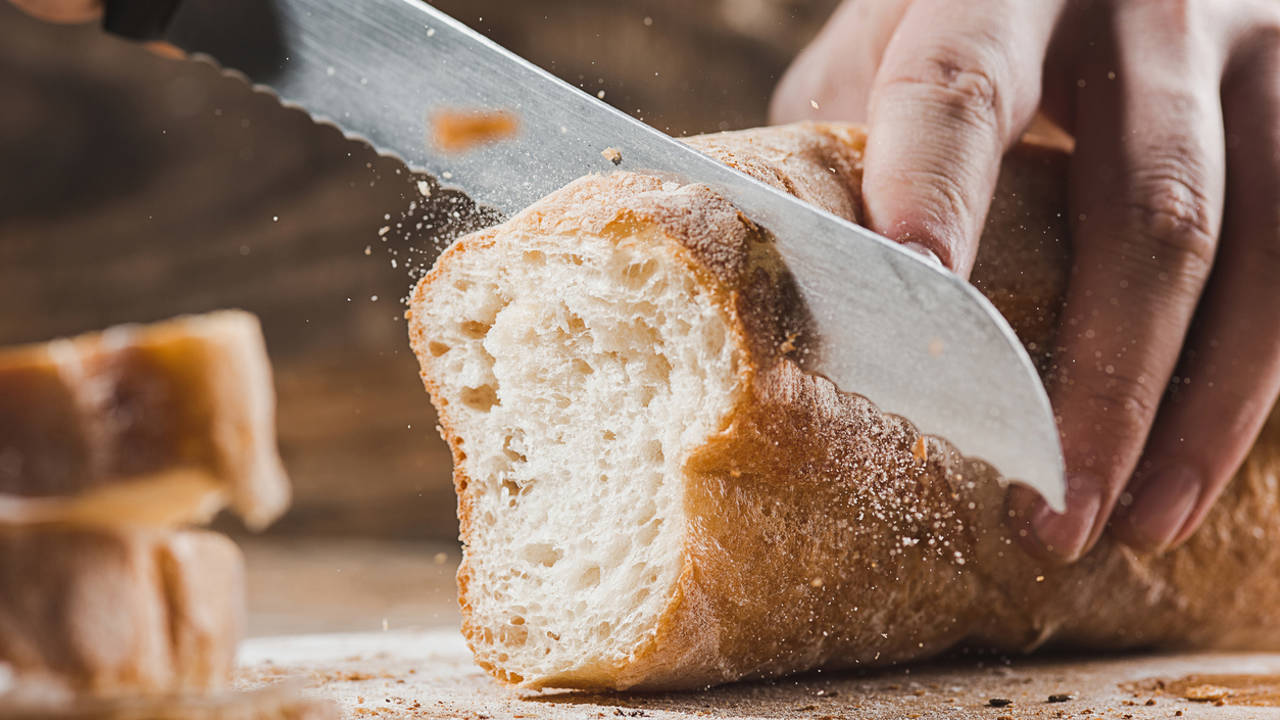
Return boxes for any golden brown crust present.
[0,528,244,701]
[0,311,290,529]
[411,122,1280,690]
[652,123,1280,687]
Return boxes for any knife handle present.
[102,0,183,41]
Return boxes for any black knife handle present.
[103,0,184,41]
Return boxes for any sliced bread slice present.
[0,311,289,529]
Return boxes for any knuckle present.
[1067,369,1162,439]
[1122,167,1219,277]
[932,59,1001,114]
[883,46,1008,132]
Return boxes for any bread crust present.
[410,122,1280,690]
[0,528,245,702]
[0,311,290,529]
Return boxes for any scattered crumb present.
[1183,684,1232,702]
[911,436,928,462]
[601,147,623,165]
[810,99,820,110]
[433,552,448,565]
[988,698,1013,707]
[431,109,519,152]
[810,577,824,589]
[416,180,431,197]
[779,331,799,355]
[1048,693,1073,703]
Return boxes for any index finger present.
[862,0,1065,275]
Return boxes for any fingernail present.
[902,241,944,267]
[1029,474,1104,562]
[1116,466,1201,552]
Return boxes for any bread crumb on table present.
[1182,684,1232,702]
[601,147,622,165]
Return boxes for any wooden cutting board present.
[236,630,1280,719]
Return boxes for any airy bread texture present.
[0,311,289,529]
[408,122,1280,691]
[411,194,744,686]
[0,528,243,702]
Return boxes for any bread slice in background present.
[0,311,289,529]
[407,122,1280,690]
[0,528,243,702]
[0,311,291,706]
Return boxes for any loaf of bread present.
[0,311,289,529]
[407,122,1280,690]
[0,527,243,703]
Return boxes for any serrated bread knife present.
[104,0,1067,510]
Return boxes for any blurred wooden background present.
[0,0,838,539]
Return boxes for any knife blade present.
[153,0,1066,509]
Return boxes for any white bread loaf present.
[407,122,1280,690]
[0,311,289,529]
[0,528,244,703]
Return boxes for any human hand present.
[9,0,101,22]
[772,0,1280,562]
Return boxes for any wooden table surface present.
[239,538,1280,719]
